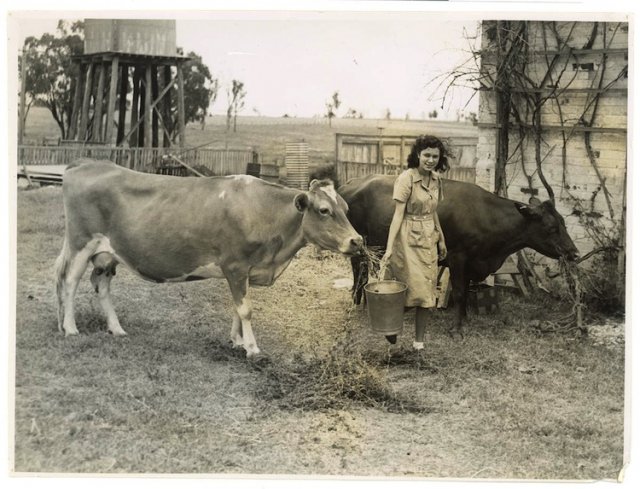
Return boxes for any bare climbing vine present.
[431,20,627,322]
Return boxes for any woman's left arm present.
[434,210,447,260]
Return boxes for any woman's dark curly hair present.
[407,135,450,172]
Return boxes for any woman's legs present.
[385,307,431,348]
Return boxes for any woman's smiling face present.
[418,147,440,174]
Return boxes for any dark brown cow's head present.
[516,198,579,260]
[295,179,364,256]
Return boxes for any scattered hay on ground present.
[250,347,429,413]
[209,328,432,414]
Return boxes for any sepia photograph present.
[5,1,634,484]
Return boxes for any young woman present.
[380,135,449,350]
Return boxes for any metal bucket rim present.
[364,280,408,294]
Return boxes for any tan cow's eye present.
[319,207,331,216]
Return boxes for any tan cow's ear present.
[308,179,320,191]
[294,193,309,212]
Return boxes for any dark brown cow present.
[338,174,579,335]
[55,159,363,357]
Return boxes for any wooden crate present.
[468,284,500,315]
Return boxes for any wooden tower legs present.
[69,58,186,148]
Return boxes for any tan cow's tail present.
[54,239,71,332]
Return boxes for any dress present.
[389,168,441,308]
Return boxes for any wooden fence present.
[18,145,256,176]
[335,133,478,184]
[336,162,477,184]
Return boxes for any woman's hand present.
[438,240,447,261]
[379,250,392,278]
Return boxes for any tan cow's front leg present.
[224,271,260,357]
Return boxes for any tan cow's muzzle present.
[342,235,365,256]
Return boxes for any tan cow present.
[55,159,363,357]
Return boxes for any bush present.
[579,252,625,316]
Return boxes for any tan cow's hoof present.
[247,352,271,368]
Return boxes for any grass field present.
[21,107,478,169]
[13,185,625,479]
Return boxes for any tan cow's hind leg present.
[55,235,111,336]
[54,241,70,333]
[59,248,94,336]
[230,309,243,348]
[225,273,260,357]
[90,252,126,336]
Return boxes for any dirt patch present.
[587,319,625,351]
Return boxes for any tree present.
[325,91,341,127]
[466,111,478,125]
[20,24,217,143]
[384,108,391,120]
[21,20,84,139]
[344,107,359,119]
[176,50,218,138]
[226,79,246,132]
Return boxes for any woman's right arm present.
[380,201,406,270]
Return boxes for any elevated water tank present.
[84,19,177,57]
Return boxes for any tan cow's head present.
[294,179,364,256]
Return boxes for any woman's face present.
[418,147,440,174]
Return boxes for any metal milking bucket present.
[364,278,407,336]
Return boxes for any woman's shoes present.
[384,337,425,349]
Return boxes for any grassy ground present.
[13,185,624,479]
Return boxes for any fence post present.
[335,133,344,183]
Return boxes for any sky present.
[10,11,481,120]
[176,15,480,119]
